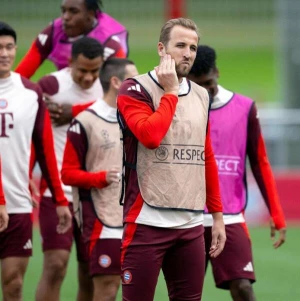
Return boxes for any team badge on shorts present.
[0,99,8,109]
[123,270,132,284]
[98,254,111,268]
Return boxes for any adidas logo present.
[38,33,48,46]
[70,123,81,134]
[127,84,141,92]
[243,262,253,272]
[104,47,116,60]
[23,239,32,250]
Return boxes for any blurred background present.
[1,0,299,300]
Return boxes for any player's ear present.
[158,42,166,57]
[68,57,73,67]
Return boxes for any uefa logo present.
[98,254,111,268]
[155,146,168,161]
[0,99,7,109]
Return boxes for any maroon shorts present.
[88,239,121,277]
[39,196,88,262]
[121,223,205,301]
[0,213,33,259]
[204,223,256,289]
[80,200,121,276]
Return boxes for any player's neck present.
[0,70,12,80]
[103,91,117,108]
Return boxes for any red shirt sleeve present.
[247,104,286,229]
[104,36,127,60]
[72,101,95,118]
[31,84,68,206]
[117,79,178,149]
[0,158,6,205]
[15,24,53,78]
[61,120,108,189]
[205,123,223,213]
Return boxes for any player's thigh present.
[0,213,32,259]
[39,196,74,252]
[210,223,256,289]
[74,201,93,263]
[1,256,29,285]
[93,274,120,299]
[42,249,70,274]
[121,223,170,301]
[162,225,206,301]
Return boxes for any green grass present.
[14,46,278,106]
[20,226,299,301]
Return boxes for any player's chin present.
[81,82,93,90]
[177,65,191,78]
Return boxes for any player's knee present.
[94,277,120,300]
[2,274,23,299]
[230,279,254,300]
[44,256,68,280]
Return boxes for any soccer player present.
[188,45,287,301]
[0,157,8,233]
[117,18,226,301]
[61,57,138,300]
[15,0,128,79]
[35,37,104,301]
[0,22,72,301]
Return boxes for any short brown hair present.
[159,18,200,46]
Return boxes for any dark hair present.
[189,45,217,76]
[0,21,17,43]
[100,58,135,93]
[84,0,102,12]
[71,37,104,60]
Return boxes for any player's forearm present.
[118,94,178,149]
[0,160,5,205]
[61,168,108,190]
[33,109,68,206]
[249,136,286,229]
[205,124,223,212]
[211,211,224,221]
[0,193,4,204]
[61,139,108,190]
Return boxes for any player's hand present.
[154,54,179,95]
[210,213,226,258]
[45,97,73,126]
[0,205,9,232]
[29,178,40,208]
[270,219,286,249]
[106,167,122,184]
[56,205,72,234]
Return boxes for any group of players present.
[0,0,286,301]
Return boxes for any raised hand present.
[154,54,179,96]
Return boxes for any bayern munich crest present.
[123,270,132,284]
[98,254,111,268]
[0,99,8,109]
[155,146,169,161]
